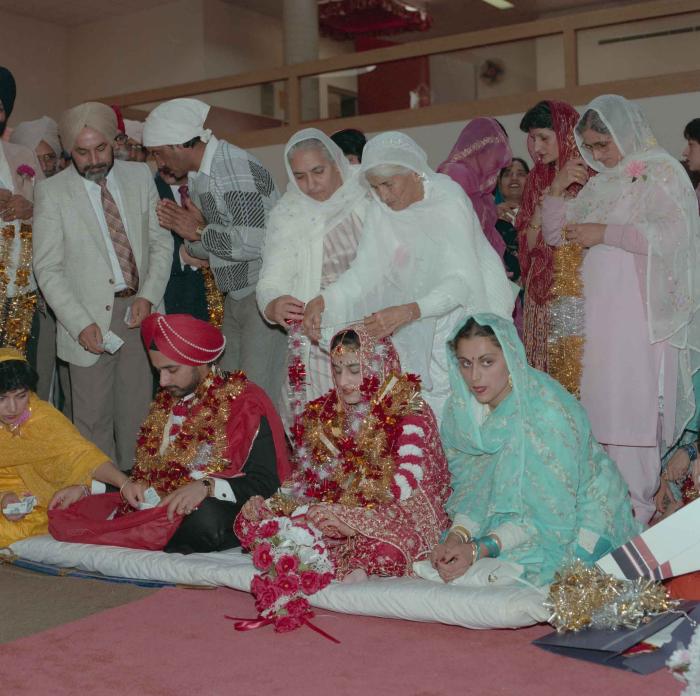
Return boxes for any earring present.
[508,374,513,389]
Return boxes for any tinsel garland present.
[0,223,36,353]
[548,241,585,398]
[278,368,423,510]
[201,267,224,328]
[128,371,246,501]
[545,560,678,633]
[287,320,309,445]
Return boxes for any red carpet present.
[0,586,679,695]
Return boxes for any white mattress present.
[7,535,549,630]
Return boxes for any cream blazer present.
[32,160,173,367]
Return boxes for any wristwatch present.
[201,478,213,497]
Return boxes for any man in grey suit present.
[142,98,286,401]
[33,102,173,470]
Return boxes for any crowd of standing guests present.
[1,56,699,592]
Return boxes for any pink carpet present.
[0,587,680,695]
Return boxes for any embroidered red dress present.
[235,330,451,579]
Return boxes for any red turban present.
[111,104,125,134]
[141,313,226,366]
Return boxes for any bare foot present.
[342,568,368,584]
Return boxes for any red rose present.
[258,520,280,538]
[252,542,273,571]
[285,597,311,618]
[319,572,334,590]
[275,554,299,576]
[274,615,304,633]
[275,573,301,596]
[300,570,321,595]
[252,575,280,610]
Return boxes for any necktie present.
[99,180,139,291]
[178,184,190,206]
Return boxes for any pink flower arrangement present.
[625,160,647,182]
[16,164,35,179]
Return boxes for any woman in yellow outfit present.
[0,348,128,547]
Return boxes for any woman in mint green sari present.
[425,314,639,587]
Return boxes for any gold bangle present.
[450,525,471,544]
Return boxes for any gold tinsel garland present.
[548,241,585,398]
[131,371,246,494]
[0,223,36,354]
[545,560,678,633]
[201,267,224,328]
[277,373,424,510]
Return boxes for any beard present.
[164,371,203,399]
[76,156,113,183]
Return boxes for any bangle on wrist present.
[476,534,501,559]
[450,525,472,544]
[685,443,698,462]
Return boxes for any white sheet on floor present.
[7,535,549,630]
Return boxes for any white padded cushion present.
[7,535,548,630]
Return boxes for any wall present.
[578,12,700,85]
[67,0,205,105]
[0,11,68,124]
[250,90,700,190]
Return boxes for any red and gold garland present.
[0,223,36,354]
[130,371,246,497]
[285,372,422,509]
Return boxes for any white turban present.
[142,98,212,147]
[10,116,61,156]
[123,119,144,144]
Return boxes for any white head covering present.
[322,131,515,395]
[123,119,144,145]
[10,116,61,156]
[281,128,365,240]
[570,95,700,440]
[142,98,212,147]
[359,131,430,179]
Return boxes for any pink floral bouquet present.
[235,512,335,635]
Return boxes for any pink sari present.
[437,117,511,259]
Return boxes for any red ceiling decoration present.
[319,0,433,40]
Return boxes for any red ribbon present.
[225,615,274,631]
[224,614,340,644]
[302,618,341,644]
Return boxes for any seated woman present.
[0,348,125,547]
[236,327,451,583]
[421,315,638,587]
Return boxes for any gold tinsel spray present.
[548,241,585,398]
[545,560,678,633]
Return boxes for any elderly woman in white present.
[257,129,367,426]
[303,131,516,421]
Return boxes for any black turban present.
[0,67,17,118]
